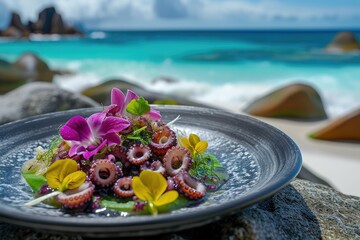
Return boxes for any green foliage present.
[21,137,62,176]
[158,195,191,213]
[122,126,152,145]
[37,137,62,162]
[126,97,150,116]
[189,153,229,189]
[100,198,135,212]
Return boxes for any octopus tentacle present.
[140,160,166,176]
[56,181,95,209]
[133,116,152,131]
[113,177,134,198]
[163,146,192,176]
[151,120,166,132]
[175,172,206,200]
[149,127,177,156]
[90,159,119,187]
[127,144,151,166]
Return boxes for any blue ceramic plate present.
[0,106,302,237]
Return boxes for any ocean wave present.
[28,34,81,42]
[55,70,359,119]
[89,31,107,39]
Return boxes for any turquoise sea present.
[1,30,360,116]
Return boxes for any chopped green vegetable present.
[22,173,47,191]
[100,199,135,212]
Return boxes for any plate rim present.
[0,106,302,236]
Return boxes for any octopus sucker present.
[163,146,192,176]
[149,127,177,156]
[90,159,118,187]
[175,172,206,200]
[113,177,134,198]
[127,144,151,166]
[56,181,95,209]
[140,160,166,176]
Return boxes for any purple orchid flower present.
[60,112,130,160]
[104,88,161,120]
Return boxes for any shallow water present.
[1,30,359,117]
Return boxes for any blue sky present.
[1,0,360,30]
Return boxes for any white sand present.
[248,115,360,197]
[208,100,360,197]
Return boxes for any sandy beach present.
[255,117,360,197]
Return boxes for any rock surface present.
[243,83,327,120]
[0,53,70,94]
[82,79,212,108]
[0,7,82,38]
[1,179,359,239]
[0,82,99,125]
[325,31,360,52]
[310,108,360,142]
[12,53,54,82]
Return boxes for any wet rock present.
[244,83,327,120]
[0,59,27,94]
[82,79,211,108]
[12,53,54,82]
[310,108,360,142]
[325,31,360,52]
[152,76,179,84]
[0,54,71,94]
[0,82,99,125]
[157,179,359,240]
[1,179,358,239]
[81,79,143,105]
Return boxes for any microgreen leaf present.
[126,97,150,116]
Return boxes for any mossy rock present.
[244,83,327,120]
[0,60,27,94]
[81,79,143,105]
[310,108,360,142]
[82,79,213,108]
[12,53,54,82]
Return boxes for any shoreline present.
[245,115,360,197]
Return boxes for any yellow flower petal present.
[153,190,179,207]
[139,170,167,201]
[60,171,86,192]
[45,159,79,190]
[132,176,153,202]
[58,159,78,181]
[195,140,208,155]
[181,137,193,152]
[189,133,200,147]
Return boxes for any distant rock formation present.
[325,31,360,52]
[310,108,360,142]
[0,13,30,38]
[0,6,82,39]
[243,83,327,120]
